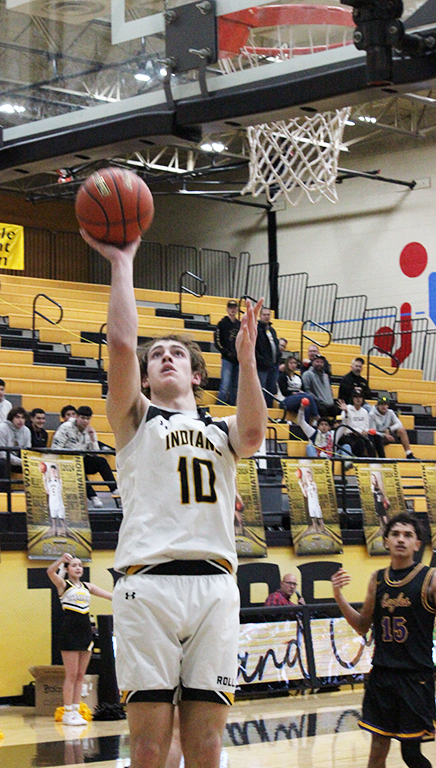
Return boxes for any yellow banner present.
[282,459,343,555]
[0,222,24,270]
[235,458,267,558]
[354,462,406,555]
[22,450,92,560]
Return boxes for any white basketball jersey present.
[114,406,238,573]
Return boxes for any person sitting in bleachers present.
[28,407,48,448]
[337,388,377,457]
[278,356,319,420]
[0,379,12,422]
[0,406,31,488]
[51,405,117,508]
[338,357,372,404]
[369,395,415,459]
[59,404,76,424]
[302,354,339,418]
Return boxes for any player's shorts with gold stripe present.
[113,560,240,706]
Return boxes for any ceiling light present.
[345,120,355,126]
[211,142,225,152]
[201,142,213,152]
[160,67,167,76]
[135,72,151,82]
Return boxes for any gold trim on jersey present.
[383,562,424,587]
[63,605,90,614]
[421,567,436,614]
[126,558,233,576]
[358,720,435,740]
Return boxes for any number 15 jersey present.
[114,406,238,574]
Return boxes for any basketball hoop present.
[241,108,351,206]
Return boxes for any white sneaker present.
[91,497,103,508]
[62,711,87,725]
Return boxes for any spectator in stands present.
[302,354,339,418]
[214,300,240,406]
[301,344,331,377]
[338,388,376,457]
[278,337,291,372]
[296,405,352,467]
[60,404,76,423]
[0,379,12,422]
[278,356,319,420]
[265,573,306,606]
[51,405,117,508]
[255,307,280,407]
[28,407,48,448]
[338,357,372,404]
[0,406,31,487]
[369,395,415,459]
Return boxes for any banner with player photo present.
[235,459,267,558]
[421,463,436,549]
[22,450,92,560]
[354,462,406,555]
[281,459,343,555]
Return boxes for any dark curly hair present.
[138,335,208,400]
[384,513,423,541]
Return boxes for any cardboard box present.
[29,665,98,716]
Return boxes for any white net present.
[242,107,351,206]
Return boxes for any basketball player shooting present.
[80,230,268,768]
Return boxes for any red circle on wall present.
[399,242,428,277]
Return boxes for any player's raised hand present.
[80,229,141,264]
[331,567,351,592]
[236,297,263,367]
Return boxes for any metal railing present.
[32,293,63,349]
[178,271,207,314]
[300,320,332,364]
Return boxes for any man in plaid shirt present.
[265,574,306,606]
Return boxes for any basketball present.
[39,462,46,474]
[295,468,302,479]
[75,168,154,247]
[301,397,310,407]
[368,428,377,435]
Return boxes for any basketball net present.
[242,107,351,206]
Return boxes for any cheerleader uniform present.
[59,579,94,652]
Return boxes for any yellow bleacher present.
[0,273,435,517]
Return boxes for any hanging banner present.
[22,450,92,560]
[0,223,24,270]
[238,619,310,685]
[281,459,343,555]
[354,462,406,555]
[235,458,267,558]
[421,463,436,549]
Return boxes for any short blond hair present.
[138,335,208,400]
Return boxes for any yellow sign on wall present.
[0,222,24,270]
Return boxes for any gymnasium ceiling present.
[1,0,436,201]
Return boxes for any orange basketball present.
[75,168,154,247]
[39,461,47,473]
[295,468,302,479]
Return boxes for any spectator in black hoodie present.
[338,357,372,404]
[214,300,241,405]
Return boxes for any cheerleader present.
[47,552,112,725]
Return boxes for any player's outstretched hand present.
[236,297,263,367]
[80,229,141,264]
[331,567,351,593]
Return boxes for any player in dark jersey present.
[332,513,436,768]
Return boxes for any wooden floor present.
[2,687,436,767]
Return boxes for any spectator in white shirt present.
[369,395,415,459]
[337,388,376,457]
[0,379,12,422]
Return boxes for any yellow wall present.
[2,544,435,698]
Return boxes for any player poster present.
[354,462,406,555]
[421,463,436,548]
[235,459,267,558]
[22,450,92,560]
[281,459,343,555]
